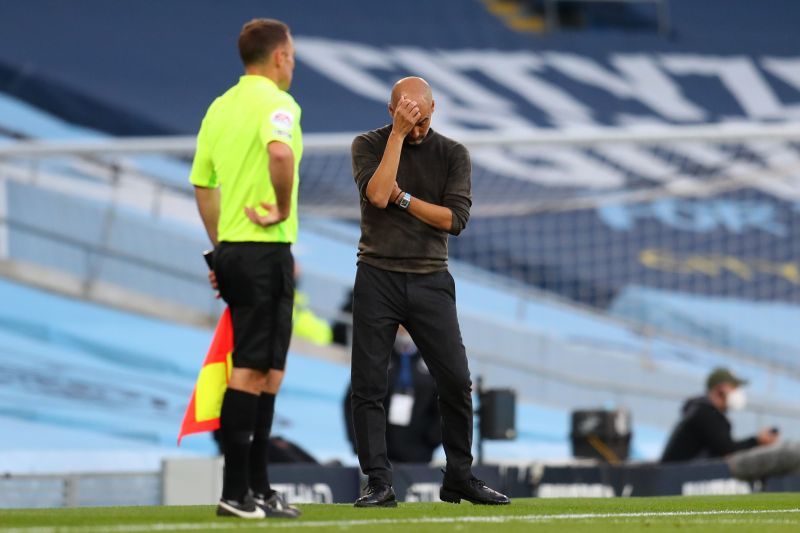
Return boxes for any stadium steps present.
[611,286,800,371]
[0,277,620,474]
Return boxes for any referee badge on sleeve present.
[271,109,294,140]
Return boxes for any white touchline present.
[3,508,800,533]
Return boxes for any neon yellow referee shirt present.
[189,75,302,243]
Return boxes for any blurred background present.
[0,0,798,506]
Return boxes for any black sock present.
[249,392,276,496]
[220,388,259,501]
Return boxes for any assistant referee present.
[190,19,302,520]
[350,77,510,507]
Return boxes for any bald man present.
[349,77,510,507]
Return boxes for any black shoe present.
[216,493,267,519]
[354,482,398,508]
[254,490,301,518]
[440,477,510,505]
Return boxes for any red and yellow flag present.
[178,308,233,445]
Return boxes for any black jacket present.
[661,396,758,462]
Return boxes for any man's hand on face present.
[392,96,421,138]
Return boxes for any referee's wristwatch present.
[396,191,411,210]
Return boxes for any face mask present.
[726,388,747,411]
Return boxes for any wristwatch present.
[397,192,411,210]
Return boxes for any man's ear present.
[430,99,436,114]
[272,47,284,67]
[388,104,395,117]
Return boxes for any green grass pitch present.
[1,494,799,532]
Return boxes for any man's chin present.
[406,138,423,145]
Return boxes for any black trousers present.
[350,263,473,485]
[215,242,294,371]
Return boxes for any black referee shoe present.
[254,490,301,518]
[216,493,267,519]
[354,482,398,507]
[440,477,510,505]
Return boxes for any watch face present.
[399,194,410,209]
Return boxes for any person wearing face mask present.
[343,326,442,464]
[661,368,773,463]
[660,368,800,480]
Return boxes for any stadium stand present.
[0,276,603,473]
[0,0,799,505]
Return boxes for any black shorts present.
[214,241,294,371]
